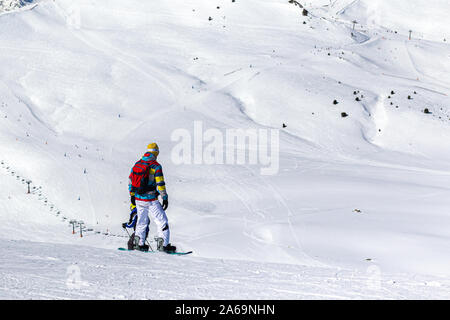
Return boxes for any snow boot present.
[163,243,176,253]
[137,244,149,252]
[134,235,141,248]
[127,233,136,250]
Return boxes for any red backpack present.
[129,160,155,194]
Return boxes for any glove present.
[130,195,136,206]
[122,222,127,229]
[162,198,168,210]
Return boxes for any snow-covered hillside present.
[329,0,450,41]
[0,0,449,299]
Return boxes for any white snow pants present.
[135,200,170,246]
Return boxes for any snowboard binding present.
[154,237,164,251]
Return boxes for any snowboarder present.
[122,203,147,250]
[128,143,176,253]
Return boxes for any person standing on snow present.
[122,203,148,250]
[128,143,176,253]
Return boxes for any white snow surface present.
[0,0,449,299]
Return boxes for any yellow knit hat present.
[147,142,159,156]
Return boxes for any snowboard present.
[118,247,193,255]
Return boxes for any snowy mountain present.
[0,0,35,13]
[0,0,449,299]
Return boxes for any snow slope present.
[0,0,449,299]
[2,240,449,299]
[328,0,450,41]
